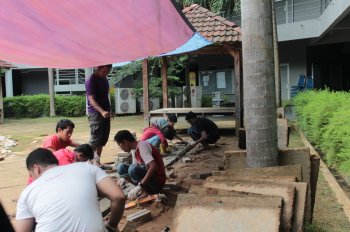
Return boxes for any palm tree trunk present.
[242,0,278,167]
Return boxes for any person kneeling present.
[115,130,166,200]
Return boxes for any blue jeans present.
[146,135,161,150]
[116,163,161,194]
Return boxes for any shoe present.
[100,164,113,170]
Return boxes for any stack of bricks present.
[115,152,132,166]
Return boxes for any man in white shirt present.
[115,130,166,200]
[15,148,125,232]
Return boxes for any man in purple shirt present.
[85,64,112,165]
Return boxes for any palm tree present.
[242,0,278,167]
[178,0,239,18]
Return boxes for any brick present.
[166,169,175,178]
[172,194,282,232]
[181,157,191,163]
[164,181,180,191]
[126,209,152,223]
[204,178,296,232]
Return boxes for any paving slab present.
[206,177,307,232]
[204,178,296,232]
[172,194,282,232]
[223,147,313,222]
[214,164,303,182]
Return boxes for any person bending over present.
[16,148,125,232]
[185,111,220,148]
[53,143,94,165]
[115,130,166,200]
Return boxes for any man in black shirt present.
[185,111,220,147]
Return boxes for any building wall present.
[279,39,309,100]
[20,70,49,95]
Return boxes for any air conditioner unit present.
[183,86,202,108]
[115,88,136,114]
[139,97,160,112]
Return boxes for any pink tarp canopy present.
[0,0,194,68]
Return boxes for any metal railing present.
[54,69,85,86]
[228,0,333,26]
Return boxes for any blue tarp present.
[113,32,212,67]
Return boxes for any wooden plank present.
[149,107,235,115]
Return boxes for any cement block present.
[224,150,247,170]
[277,118,289,148]
[204,179,296,232]
[277,107,285,118]
[173,194,282,232]
[126,209,152,223]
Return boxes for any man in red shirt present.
[42,119,79,152]
[53,144,94,165]
[114,130,166,200]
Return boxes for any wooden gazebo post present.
[142,59,149,126]
[161,57,168,108]
[0,67,3,124]
[224,45,244,132]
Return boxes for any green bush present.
[293,89,350,174]
[201,95,212,107]
[4,94,86,118]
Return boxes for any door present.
[280,63,290,100]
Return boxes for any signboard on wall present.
[189,72,196,86]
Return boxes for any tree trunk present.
[272,0,281,107]
[242,0,278,167]
[48,68,56,117]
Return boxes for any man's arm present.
[194,130,208,145]
[15,218,35,232]
[97,177,126,229]
[88,95,110,118]
[141,160,158,185]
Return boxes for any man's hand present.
[189,141,197,146]
[127,185,143,200]
[117,178,126,187]
[102,111,111,118]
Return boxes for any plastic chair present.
[290,74,307,98]
[297,74,306,90]
[306,76,313,89]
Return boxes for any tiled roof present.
[0,60,15,68]
[183,4,241,43]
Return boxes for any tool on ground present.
[125,194,159,209]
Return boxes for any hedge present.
[293,89,350,174]
[3,94,86,118]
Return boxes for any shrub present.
[4,94,86,118]
[201,95,212,107]
[293,89,350,174]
